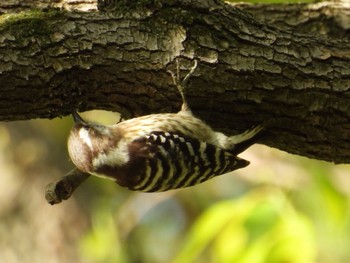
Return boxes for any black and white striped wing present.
[130,131,249,192]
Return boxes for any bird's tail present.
[228,125,264,155]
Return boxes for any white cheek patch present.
[79,128,93,150]
[92,140,130,168]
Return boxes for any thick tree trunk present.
[0,0,349,163]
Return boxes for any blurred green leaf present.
[171,199,244,263]
[173,188,316,263]
[79,206,127,263]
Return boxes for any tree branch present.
[1,0,350,163]
[45,168,91,205]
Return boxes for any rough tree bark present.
[0,0,349,164]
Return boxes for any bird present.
[67,60,262,192]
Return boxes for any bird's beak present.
[72,111,86,124]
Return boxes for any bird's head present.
[67,112,113,173]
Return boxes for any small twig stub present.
[45,168,90,205]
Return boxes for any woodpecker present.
[67,60,262,192]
